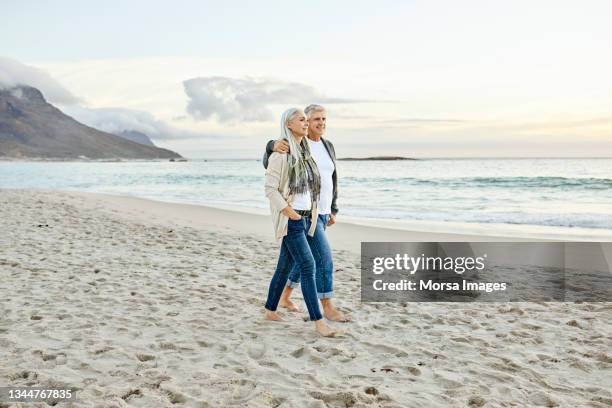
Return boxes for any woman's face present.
[287,111,308,137]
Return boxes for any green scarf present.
[287,137,321,207]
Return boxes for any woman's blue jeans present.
[286,214,334,299]
[265,217,323,321]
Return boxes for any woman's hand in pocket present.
[282,206,302,220]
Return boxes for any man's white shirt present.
[291,138,335,214]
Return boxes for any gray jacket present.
[262,138,339,214]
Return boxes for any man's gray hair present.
[304,104,326,118]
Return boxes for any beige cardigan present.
[264,152,318,242]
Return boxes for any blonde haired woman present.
[264,108,336,337]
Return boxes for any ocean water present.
[1,158,611,231]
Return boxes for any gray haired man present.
[262,104,349,322]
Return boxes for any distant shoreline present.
[0,157,187,162]
[338,156,417,161]
[6,188,611,247]
[2,156,612,162]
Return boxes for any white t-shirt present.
[291,139,335,214]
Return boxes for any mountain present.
[115,130,156,147]
[0,86,182,159]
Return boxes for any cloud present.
[0,57,218,141]
[0,56,80,104]
[333,113,470,124]
[380,118,469,124]
[61,105,220,140]
[183,76,365,123]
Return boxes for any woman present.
[264,108,336,337]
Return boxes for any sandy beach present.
[1,188,611,407]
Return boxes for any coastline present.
[2,158,612,234]
[18,188,612,255]
[52,189,516,255]
[1,188,611,407]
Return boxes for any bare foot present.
[314,320,336,337]
[264,310,283,321]
[324,307,351,323]
[278,286,297,311]
[279,299,301,312]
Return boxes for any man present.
[262,104,349,322]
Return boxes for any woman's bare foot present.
[278,286,298,311]
[279,299,301,312]
[264,310,283,321]
[314,320,336,337]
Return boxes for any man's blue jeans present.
[265,217,323,321]
[286,214,334,299]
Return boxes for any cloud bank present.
[184,76,363,123]
[1,57,215,141]
[0,56,80,105]
[62,105,217,140]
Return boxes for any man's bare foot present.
[279,299,301,312]
[314,320,336,337]
[321,299,351,322]
[324,308,351,322]
[264,310,283,321]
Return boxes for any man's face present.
[307,110,326,137]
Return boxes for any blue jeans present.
[265,217,323,321]
[286,214,334,299]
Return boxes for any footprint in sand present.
[433,373,463,389]
[159,342,177,350]
[7,370,38,381]
[160,386,187,404]
[468,395,487,407]
[247,343,267,359]
[121,388,142,402]
[528,391,559,407]
[405,366,421,376]
[309,391,358,407]
[258,360,280,368]
[320,346,357,362]
[136,353,156,362]
[290,346,310,358]
[363,341,409,358]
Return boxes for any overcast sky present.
[2,0,612,158]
